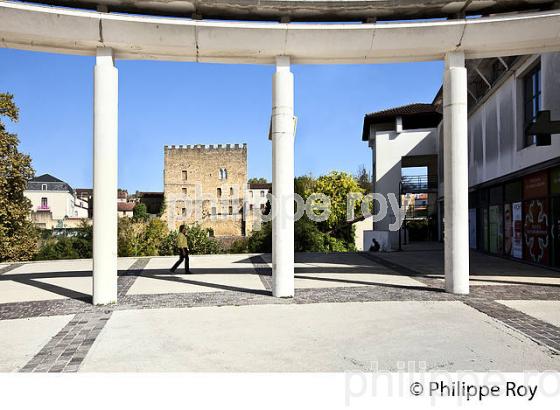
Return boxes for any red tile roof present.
[118,202,135,212]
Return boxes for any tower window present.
[217,188,222,197]
[219,168,228,180]
[182,170,187,180]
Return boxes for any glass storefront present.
[523,172,549,265]
[551,168,560,268]
[470,167,559,268]
[552,197,560,268]
[489,205,503,254]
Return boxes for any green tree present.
[35,220,93,260]
[294,174,316,200]
[313,171,365,232]
[185,224,221,254]
[247,222,272,253]
[0,93,38,261]
[355,165,372,194]
[248,177,267,184]
[138,218,168,255]
[133,203,149,221]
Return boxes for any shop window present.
[523,199,550,265]
[489,205,503,255]
[551,198,560,268]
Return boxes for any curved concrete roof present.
[15,0,559,21]
[1,2,560,64]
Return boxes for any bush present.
[35,221,92,260]
[247,222,272,253]
[185,224,221,254]
[229,238,249,254]
[133,203,149,221]
[406,220,429,241]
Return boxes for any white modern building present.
[25,174,89,229]
[363,53,560,270]
[3,0,560,303]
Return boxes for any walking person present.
[170,224,192,274]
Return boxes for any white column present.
[271,56,295,297]
[93,47,118,305]
[443,51,469,294]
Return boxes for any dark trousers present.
[171,248,189,273]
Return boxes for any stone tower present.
[163,144,248,237]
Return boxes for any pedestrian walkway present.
[0,251,559,372]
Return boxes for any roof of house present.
[137,191,164,198]
[30,174,65,183]
[249,183,272,190]
[364,103,436,120]
[117,202,135,212]
[27,174,74,194]
[361,103,442,141]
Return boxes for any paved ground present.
[1,247,560,372]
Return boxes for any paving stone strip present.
[0,263,25,275]
[360,251,560,354]
[18,258,150,373]
[19,310,112,373]
[358,252,441,287]
[250,255,272,292]
[2,253,560,367]
[117,257,151,297]
[462,299,560,354]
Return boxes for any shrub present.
[133,203,149,221]
[229,238,249,254]
[185,224,221,254]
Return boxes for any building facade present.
[163,144,248,237]
[25,174,89,229]
[363,52,560,269]
[459,53,560,268]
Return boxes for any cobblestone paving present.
[360,252,560,354]
[462,299,560,354]
[250,255,272,291]
[16,259,148,372]
[0,263,25,275]
[20,311,112,373]
[117,258,151,297]
[0,253,559,372]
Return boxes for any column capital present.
[96,47,115,66]
[275,56,291,72]
[444,51,465,69]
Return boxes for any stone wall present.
[163,144,248,236]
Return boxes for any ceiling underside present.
[16,0,559,21]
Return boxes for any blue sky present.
[0,48,443,192]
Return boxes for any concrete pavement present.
[0,251,559,372]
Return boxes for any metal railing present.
[400,175,438,193]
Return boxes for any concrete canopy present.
[14,0,559,21]
[2,2,560,64]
